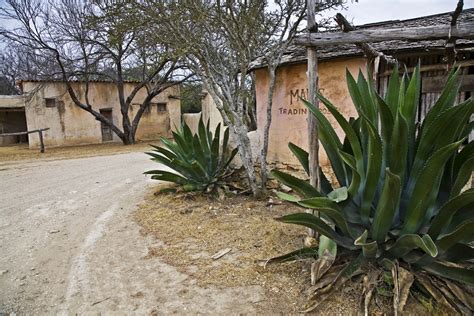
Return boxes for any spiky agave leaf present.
[145,118,238,192]
[269,64,474,313]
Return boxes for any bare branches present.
[1,0,189,145]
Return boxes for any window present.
[45,98,56,108]
[144,104,152,115]
[157,103,166,113]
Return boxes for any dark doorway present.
[100,109,113,142]
[0,108,28,146]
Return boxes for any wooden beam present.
[295,22,474,47]
[0,128,49,137]
[306,0,320,192]
[378,59,474,77]
[422,74,474,93]
[334,13,398,66]
[0,128,49,153]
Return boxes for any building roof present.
[250,8,474,70]
[0,95,25,109]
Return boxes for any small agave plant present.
[145,118,238,192]
[269,64,474,313]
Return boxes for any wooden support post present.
[38,130,45,153]
[306,0,321,239]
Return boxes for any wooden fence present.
[0,128,50,153]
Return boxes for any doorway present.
[0,108,28,146]
[100,109,113,142]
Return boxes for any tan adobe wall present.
[182,113,201,134]
[255,57,366,166]
[22,82,180,149]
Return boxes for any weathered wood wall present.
[377,53,473,134]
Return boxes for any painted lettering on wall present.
[278,88,309,116]
[278,108,308,115]
[290,88,309,105]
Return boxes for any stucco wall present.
[201,92,225,133]
[255,58,366,166]
[22,82,180,149]
[183,113,201,134]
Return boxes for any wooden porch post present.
[306,0,321,238]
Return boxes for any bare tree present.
[137,1,346,196]
[259,0,345,190]
[0,0,191,144]
[0,38,69,94]
[138,1,271,196]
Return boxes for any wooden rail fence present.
[0,128,50,153]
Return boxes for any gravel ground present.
[0,152,264,314]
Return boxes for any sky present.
[322,0,474,25]
[0,0,473,28]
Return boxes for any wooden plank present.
[308,48,319,189]
[379,60,474,77]
[0,128,49,137]
[295,22,474,47]
[422,74,474,93]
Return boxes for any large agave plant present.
[269,65,474,313]
[145,118,238,192]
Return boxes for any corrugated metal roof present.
[250,8,474,70]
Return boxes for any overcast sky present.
[322,0,474,25]
[0,0,473,29]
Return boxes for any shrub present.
[145,118,238,192]
[269,64,474,313]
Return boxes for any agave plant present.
[269,64,474,313]
[145,118,238,192]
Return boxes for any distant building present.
[0,80,181,148]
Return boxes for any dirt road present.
[0,152,263,314]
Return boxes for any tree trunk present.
[260,64,277,190]
[235,124,262,197]
[204,85,262,197]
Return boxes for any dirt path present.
[0,152,264,314]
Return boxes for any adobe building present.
[0,80,181,149]
[250,9,474,166]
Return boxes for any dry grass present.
[0,141,159,164]
[134,184,434,314]
[135,189,311,313]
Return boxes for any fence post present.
[38,130,45,153]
